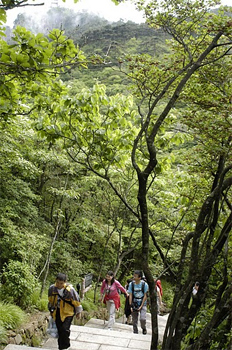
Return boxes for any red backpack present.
[156,279,163,296]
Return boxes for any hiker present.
[155,279,163,314]
[48,273,83,350]
[128,270,149,334]
[124,278,133,325]
[192,281,200,296]
[99,270,128,330]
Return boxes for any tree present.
[122,1,232,349]
[0,116,49,273]
[0,24,87,121]
[37,1,231,349]
[0,4,88,301]
[0,0,44,11]
[1,0,231,348]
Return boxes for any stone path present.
[4,313,169,350]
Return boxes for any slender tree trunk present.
[93,226,115,303]
[137,173,159,350]
[39,215,61,297]
[114,242,140,276]
[39,174,69,296]
[162,174,232,350]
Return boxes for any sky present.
[5,0,232,27]
[5,0,145,27]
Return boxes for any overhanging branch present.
[1,0,44,10]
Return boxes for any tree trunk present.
[137,172,159,349]
[39,215,61,297]
[162,175,232,350]
[93,226,115,303]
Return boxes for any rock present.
[8,337,16,344]
[15,334,22,345]
[7,331,16,337]
[25,324,35,337]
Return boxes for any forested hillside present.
[0,1,231,350]
[5,9,169,92]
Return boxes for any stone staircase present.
[4,313,169,350]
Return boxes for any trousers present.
[56,307,73,350]
[131,305,147,333]
[106,300,116,329]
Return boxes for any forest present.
[0,1,231,350]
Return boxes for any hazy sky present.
[6,0,145,26]
[5,0,232,27]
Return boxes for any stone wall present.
[6,312,49,348]
[4,308,122,348]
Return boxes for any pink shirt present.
[100,279,127,298]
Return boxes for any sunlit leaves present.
[36,83,137,173]
[0,26,86,121]
[179,55,232,177]
[0,8,6,36]
[134,0,232,68]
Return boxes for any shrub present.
[0,322,7,345]
[0,302,26,330]
[0,260,38,309]
[161,280,174,309]
[81,298,98,312]
[80,288,99,312]
[30,288,48,311]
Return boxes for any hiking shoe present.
[142,329,147,335]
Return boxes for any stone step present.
[44,324,152,350]
[4,314,169,350]
[85,313,168,339]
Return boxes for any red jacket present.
[100,279,127,310]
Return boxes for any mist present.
[5,0,145,28]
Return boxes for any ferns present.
[0,323,7,344]
[0,302,26,330]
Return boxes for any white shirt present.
[192,287,198,295]
[57,288,64,307]
[57,288,64,297]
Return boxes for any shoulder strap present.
[59,290,75,309]
[142,281,145,294]
[60,294,75,309]
[132,281,145,296]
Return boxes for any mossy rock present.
[31,334,42,347]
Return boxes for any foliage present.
[0,117,52,276]
[0,25,86,121]
[0,301,26,330]
[182,292,231,350]
[81,288,99,313]
[0,260,38,308]
[4,9,169,97]
[0,323,7,346]
[0,1,231,349]
[159,280,174,309]
[29,288,49,312]
[0,323,7,345]
[122,1,232,349]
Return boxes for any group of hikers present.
[47,270,163,350]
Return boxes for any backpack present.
[156,280,163,296]
[131,280,146,310]
[131,280,145,299]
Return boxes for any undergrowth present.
[0,302,26,346]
